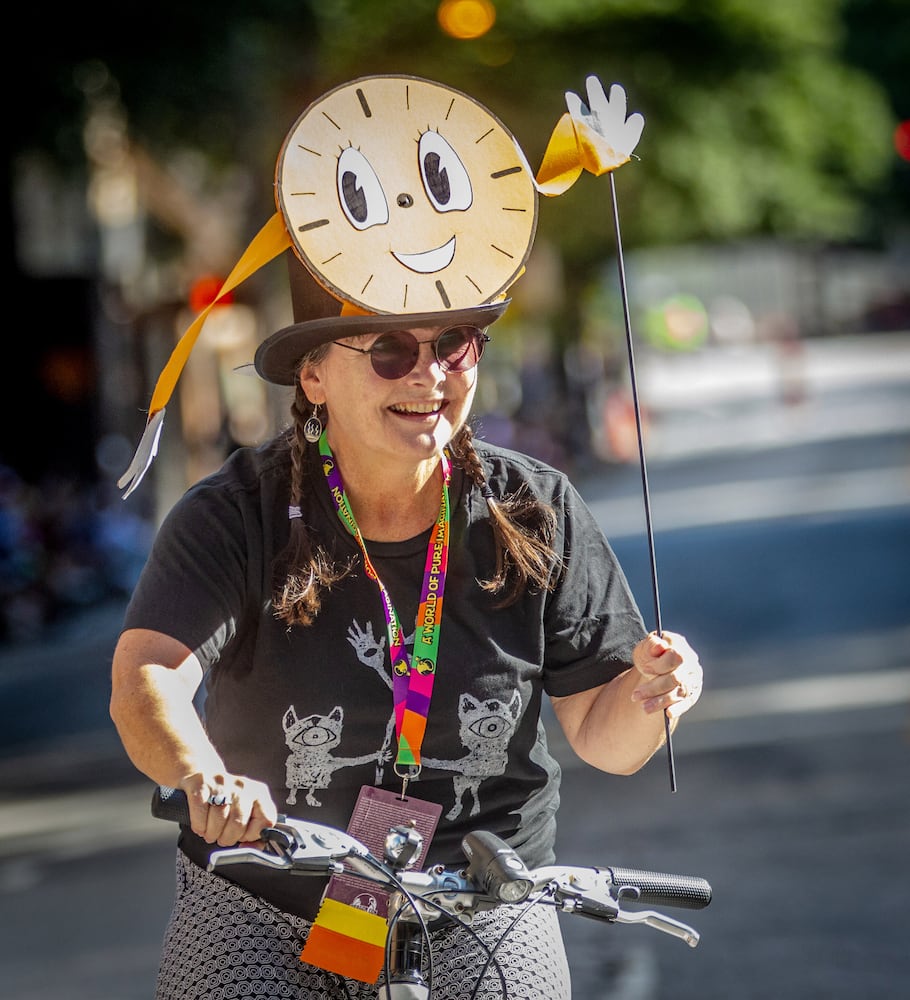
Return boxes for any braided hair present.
[446,423,561,606]
[272,368,561,627]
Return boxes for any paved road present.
[556,719,910,1000]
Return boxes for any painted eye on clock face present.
[418,130,473,212]
[337,146,389,230]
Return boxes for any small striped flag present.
[300,896,387,982]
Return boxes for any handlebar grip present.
[606,866,712,910]
[151,786,191,825]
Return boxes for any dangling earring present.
[303,403,323,443]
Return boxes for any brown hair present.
[272,358,561,627]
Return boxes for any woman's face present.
[300,325,480,472]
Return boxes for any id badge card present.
[325,785,442,917]
[300,785,443,982]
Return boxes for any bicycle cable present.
[467,889,554,1000]
[400,892,510,1000]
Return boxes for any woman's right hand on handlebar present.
[110,629,279,847]
[179,771,278,847]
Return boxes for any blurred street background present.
[2,2,909,998]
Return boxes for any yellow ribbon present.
[148,211,292,415]
[118,211,292,497]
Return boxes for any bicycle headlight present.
[497,876,534,903]
[461,830,534,903]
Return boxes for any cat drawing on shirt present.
[283,704,389,807]
[422,689,522,821]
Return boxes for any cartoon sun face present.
[275,75,538,315]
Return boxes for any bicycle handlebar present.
[152,785,709,914]
[152,785,709,998]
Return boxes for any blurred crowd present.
[0,465,154,644]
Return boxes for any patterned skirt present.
[156,850,571,999]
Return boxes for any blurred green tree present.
[309,0,902,248]
[9,0,907,310]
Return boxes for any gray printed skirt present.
[156,850,571,999]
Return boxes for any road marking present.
[0,783,171,863]
[692,668,910,721]
[547,663,910,768]
[587,466,910,537]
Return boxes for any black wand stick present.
[608,171,677,793]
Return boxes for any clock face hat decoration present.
[254,74,535,386]
[277,75,539,315]
[118,73,644,497]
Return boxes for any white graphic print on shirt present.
[345,617,401,783]
[345,619,388,677]
[282,705,389,807]
[422,690,522,821]
[283,614,521,816]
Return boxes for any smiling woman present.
[108,71,704,1000]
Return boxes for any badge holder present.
[300,778,442,983]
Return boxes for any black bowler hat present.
[254,255,510,386]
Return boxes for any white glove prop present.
[566,76,645,172]
[536,75,645,196]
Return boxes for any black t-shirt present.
[124,435,646,916]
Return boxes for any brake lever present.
[208,816,378,877]
[208,844,311,873]
[612,908,700,948]
[534,866,700,947]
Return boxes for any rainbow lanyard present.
[318,432,450,776]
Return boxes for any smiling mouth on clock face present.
[391,236,456,274]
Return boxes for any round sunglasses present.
[334,326,490,380]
